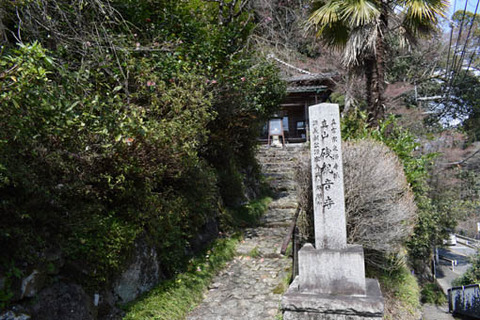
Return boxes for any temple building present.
[259,56,337,144]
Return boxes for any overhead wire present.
[441,0,480,118]
[451,0,480,83]
[458,0,480,84]
[440,24,460,116]
[452,2,480,119]
[460,36,480,80]
[446,0,469,90]
[441,0,462,118]
[444,0,458,79]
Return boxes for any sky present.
[449,0,479,18]
[439,0,479,32]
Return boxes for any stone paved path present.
[187,145,303,320]
[421,243,477,320]
[422,303,456,320]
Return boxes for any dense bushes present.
[205,60,285,204]
[453,251,480,286]
[343,140,416,255]
[0,0,285,303]
[341,111,455,270]
[0,42,217,285]
[296,110,455,274]
[295,139,417,267]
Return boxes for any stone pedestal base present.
[298,244,366,295]
[282,277,384,320]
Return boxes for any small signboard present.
[268,118,285,147]
[269,119,283,135]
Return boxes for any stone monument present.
[282,103,384,320]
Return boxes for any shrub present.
[0,42,218,286]
[341,110,454,272]
[295,139,417,268]
[421,283,447,304]
[343,140,417,255]
[453,250,480,286]
[0,0,285,307]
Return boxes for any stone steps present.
[260,162,296,166]
[260,163,297,170]
[258,146,306,201]
[261,168,297,176]
[257,154,301,162]
[270,195,297,207]
[259,146,300,230]
[262,172,296,179]
[264,179,296,187]
[259,207,296,228]
[257,158,299,165]
[187,144,304,320]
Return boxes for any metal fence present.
[448,284,480,318]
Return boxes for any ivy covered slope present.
[0,0,285,305]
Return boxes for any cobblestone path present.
[187,145,304,320]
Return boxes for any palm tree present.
[308,0,448,125]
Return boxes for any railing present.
[439,256,458,271]
[448,284,480,318]
[281,205,301,280]
[455,234,480,249]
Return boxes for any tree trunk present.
[370,35,386,126]
[343,73,354,114]
[0,6,6,45]
[369,5,388,126]
[364,57,375,113]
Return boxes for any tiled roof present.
[286,85,329,93]
[284,73,338,83]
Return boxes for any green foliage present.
[428,168,480,238]
[64,213,141,284]
[309,0,446,124]
[248,246,261,258]
[417,69,480,139]
[0,0,285,302]
[381,268,421,311]
[364,253,421,318]
[421,282,447,304]
[272,268,292,295]
[456,72,480,142]
[329,92,346,109]
[342,111,432,192]
[452,10,480,36]
[453,250,480,286]
[205,60,285,205]
[124,194,270,318]
[123,235,239,320]
[222,196,272,229]
[114,1,286,206]
[0,262,23,309]
[0,41,218,286]
[373,255,421,318]
[385,34,442,84]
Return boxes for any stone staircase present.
[256,144,305,228]
[187,143,305,320]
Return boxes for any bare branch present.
[295,140,417,268]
